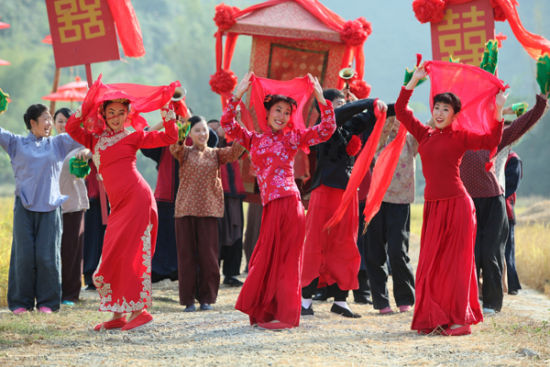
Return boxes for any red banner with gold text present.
[45,0,120,68]
[430,0,495,66]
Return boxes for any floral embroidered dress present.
[221,97,335,327]
[66,114,177,312]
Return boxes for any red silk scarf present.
[80,74,179,133]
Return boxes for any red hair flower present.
[412,0,446,24]
[213,3,240,31]
[350,79,371,99]
[340,20,369,46]
[209,69,238,95]
[346,135,362,157]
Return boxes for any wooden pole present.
[85,63,93,87]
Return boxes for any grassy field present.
[0,198,549,308]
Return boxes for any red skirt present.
[235,195,305,327]
[301,185,360,290]
[411,195,483,331]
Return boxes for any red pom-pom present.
[340,20,369,46]
[209,69,238,95]
[349,79,371,99]
[346,135,362,156]
[213,3,240,31]
[490,0,506,21]
[356,17,372,36]
[412,0,446,24]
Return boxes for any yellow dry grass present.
[0,197,12,307]
[515,223,550,296]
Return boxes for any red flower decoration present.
[346,135,362,157]
[213,3,240,31]
[340,20,369,46]
[490,0,506,21]
[356,17,373,37]
[350,79,371,99]
[209,69,238,95]
[412,0,446,24]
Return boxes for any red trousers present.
[302,185,360,290]
[236,195,305,327]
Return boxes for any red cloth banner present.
[46,0,120,68]
[430,0,494,66]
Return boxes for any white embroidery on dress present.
[95,220,153,312]
[92,130,130,180]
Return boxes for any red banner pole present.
[85,63,93,87]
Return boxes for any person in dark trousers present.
[365,116,416,314]
[207,119,246,287]
[82,161,107,290]
[504,150,522,295]
[141,120,181,283]
[301,89,391,318]
[460,93,548,315]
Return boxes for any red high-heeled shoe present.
[121,311,153,331]
[443,324,471,336]
[94,316,127,331]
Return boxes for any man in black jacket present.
[301,89,394,318]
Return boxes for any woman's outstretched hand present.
[234,71,254,100]
[308,73,326,106]
[406,62,428,90]
[375,99,388,114]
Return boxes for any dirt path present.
[1,234,549,366]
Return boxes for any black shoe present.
[223,277,243,287]
[169,271,178,281]
[301,305,314,316]
[330,304,361,318]
[508,290,519,295]
[353,293,373,305]
[84,284,96,291]
[184,304,196,312]
[200,303,213,311]
[312,289,328,301]
[151,272,165,283]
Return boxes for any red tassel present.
[349,79,371,99]
[345,135,362,156]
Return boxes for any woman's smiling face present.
[432,102,456,129]
[267,101,292,132]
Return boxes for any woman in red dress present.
[395,64,506,336]
[221,72,336,330]
[66,79,179,331]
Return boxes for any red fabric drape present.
[492,0,550,59]
[247,75,313,133]
[425,60,507,166]
[363,124,408,224]
[106,0,145,58]
[80,75,179,133]
[325,104,387,229]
